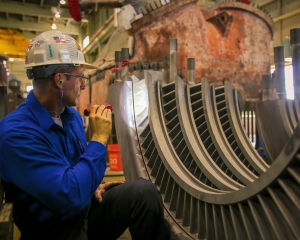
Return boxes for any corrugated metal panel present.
[251,0,300,18]
[251,0,278,17]
[88,9,114,38]
[250,0,300,56]
[281,0,300,15]
[273,22,282,46]
[282,14,300,41]
[261,1,279,18]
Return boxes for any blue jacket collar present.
[25,90,74,131]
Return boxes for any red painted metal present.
[68,0,82,22]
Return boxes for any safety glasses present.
[61,73,89,85]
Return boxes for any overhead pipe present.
[258,0,276,8]
[82,14,114,53]
[273,9,300,23]
[68,0,82,22]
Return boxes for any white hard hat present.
[25,30,97,79]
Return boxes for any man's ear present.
[54,73,63,88]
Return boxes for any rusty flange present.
[129,0,274,100]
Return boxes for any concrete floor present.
[13,169,132,240]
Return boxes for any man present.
[0,30,168,240]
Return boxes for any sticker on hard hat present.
[27,44,33,50]
[48,45,53,58]
[53,36,67,44]
[34,40,45,48]
[24,30,95,69]
[75,41,81,51]
[60,53,70,61]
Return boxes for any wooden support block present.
[0,203,13,240]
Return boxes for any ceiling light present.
[60,0,66,4]
[55,12,60,18]
[9,58,14,62]
[51,23,57,30]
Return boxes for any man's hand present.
[94,181,124,203]
[89,104,112,145]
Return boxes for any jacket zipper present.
[77,139,84,153]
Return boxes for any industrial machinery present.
[1,0,298,238]
[77,1,300,239]
[75,1,300,240]
[85,0,274,101]
[106,34,300,239]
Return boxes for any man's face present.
[61,67,87,107]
